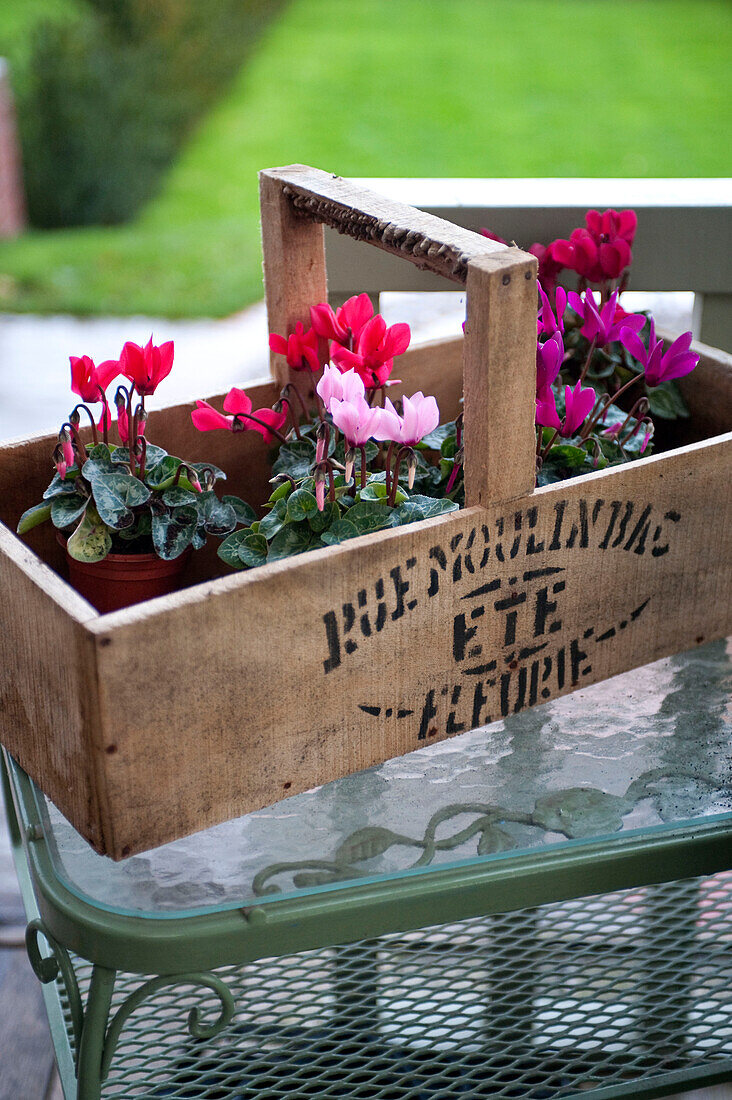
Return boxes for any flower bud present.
[69,408,81,427]
[58,429,75,471]
[53,442,68,479]
[344,447,355,485]
[314,466,327,512]
[406,449,417,489]
[114,386,128,409]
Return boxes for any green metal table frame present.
[4,750,732,1099]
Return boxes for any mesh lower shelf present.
[59,874,732,1099]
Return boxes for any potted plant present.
[0,165,729,859]
[15,338,254,613]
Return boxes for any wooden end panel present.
[0,526,108,851]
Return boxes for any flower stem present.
[359,445,367,490]
[235,412,289,443]
[384,441,396,496]
[282,382,310,424]
[578,337,597,385]
[71,403,98,445]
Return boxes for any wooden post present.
[463,251,538,508]
[259,168,328,400]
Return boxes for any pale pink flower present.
[373,392,440,446]
[316,365,365,411]
[330,393,382,448]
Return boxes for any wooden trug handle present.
[259,165,538,507]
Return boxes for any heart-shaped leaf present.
[151,506,197,560]
[271,439,318,479]
[195,491,237,535]
[66,506,112,563]
[42,471,80,500]
[111,443,168,470]
[17,501,53,534]
[218,529,269,569]
[92,473,151,529]
[82,444,127,483]
[259,497,288,539]
[393,496,459,525]
[222,495,257,526]
[51,493,89,529]
[320,519,361,545]
[307,500,340,533]
[161,487,200,508]
[267,523,320,562]
[287,487,319,522]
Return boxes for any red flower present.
[310,293,374,347]
[269,322,320,372]
[331,315,411,388]
[191,388,287,443]
[552,209,636,284]
[69,354,120,404]
[120,337,174,397]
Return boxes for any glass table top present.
[15,639,732,919]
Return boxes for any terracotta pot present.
[57,533,192,614]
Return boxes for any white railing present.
[324,178,732,350]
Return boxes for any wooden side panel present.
[0,528,107,850]
[90,435,731,857]
[464,252,538,507]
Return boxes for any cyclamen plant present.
[482,208,700,485]
[192,294,462,570]
[18,338,252,562]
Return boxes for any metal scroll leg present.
[76,965,116,1100]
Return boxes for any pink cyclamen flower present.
[537,282,567,336]
[70,354,120,404]
[620,320,699,388]
[310,293,374,347]
[535,381,596,437]
[331,315,411,388]
[329,393,383,448]
[120,337,174,397]
[568,288,645,347]
[269,322,320,372]
[316,365,365,412]
[373,392,440,446]
[191,388,287,442]
[536,332,564,398]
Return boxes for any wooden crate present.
[0,165,730,860]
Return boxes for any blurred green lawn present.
[1,0,730,317]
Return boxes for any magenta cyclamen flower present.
[329,393,382,448]
[316,365,365,411]
[536,382,596,437]
[536,332,564,398]
[331,315,411,388]
[620,320,699,388]
[537,282,567,337]
[269,323,320,372]
[568,288,645,347]
[310,293,374,346]
[373,392,440,446]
